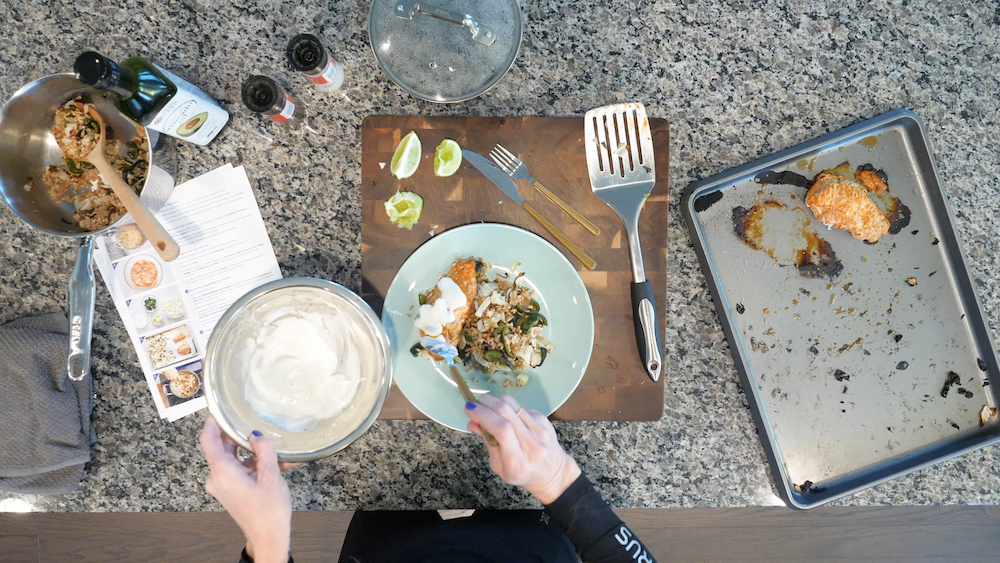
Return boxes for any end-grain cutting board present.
[362,116,668,421]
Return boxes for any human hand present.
[199,415,293,563]
[465,394,581,504]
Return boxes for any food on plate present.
[241,301,363,432]
[171,370,200,398]
[171,330,189,343]
[147,334,175,367]
[117,224,145,249]
[152,314,164,326]
[177,344,192,356]
[805,173,889,243]
[413,259,551,381]
[414,259,479,359]
[390,130,421,179]
[129,259,159,288]
[434,139,462,177]
[46,97,150,231]
[384,191,423,229]
[162,298,184,318]
[143,296,157,311]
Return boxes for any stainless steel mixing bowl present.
[203,278,393,462]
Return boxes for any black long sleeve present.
[544,473,657,563]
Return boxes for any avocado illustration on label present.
[177,112,208,137]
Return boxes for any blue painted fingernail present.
[465,402,477,410]
[251,430,263,437]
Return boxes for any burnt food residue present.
[753,170,811,188]
[941,371,961,398]
[733,201,843,280]
[694,190,724,212]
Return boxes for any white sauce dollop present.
[243,306,362,432]
[414,276,466,337]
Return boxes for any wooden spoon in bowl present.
[59,105,179,261]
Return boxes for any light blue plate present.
[381,223,595,432]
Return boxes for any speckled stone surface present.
[1,0,999,512]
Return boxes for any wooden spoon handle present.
[90,158,180,262]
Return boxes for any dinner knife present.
[463,150,596,270]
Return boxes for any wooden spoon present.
[74,106,179,261]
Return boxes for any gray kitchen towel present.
[0,313,97,494]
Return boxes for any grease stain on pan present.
[732,201,843,280]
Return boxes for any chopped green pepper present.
[483,350,504,362]
[85,119,100,134]
[80,161,94,169]
[127,141,140,159]
[418,293,428,305]
[475,260,485,276]
[529,299,540,312]
[518,312,546,333]
[500,351,515,370]
[463,355,489,372]
[65,157,83,175]
[463,332,474,343]
[537,347,548,367]
[501,326,512,357]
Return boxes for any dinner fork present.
[489,144,601,236]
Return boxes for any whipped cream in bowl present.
[204,278,392,462]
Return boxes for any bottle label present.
[268,92,296,123]
[146,65,230,146]
[306,55,339,84]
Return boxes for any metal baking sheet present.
[682,109,1000,509]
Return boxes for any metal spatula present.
[585,103,662,381]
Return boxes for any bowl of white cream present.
[204,278,392,462]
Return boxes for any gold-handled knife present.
[463,150,597,271]
[449,366,499,447]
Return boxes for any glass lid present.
[368,0,523,103]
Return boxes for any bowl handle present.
[67,237,95,381]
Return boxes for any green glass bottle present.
[74,51,229,146]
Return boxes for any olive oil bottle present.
[74,51,229,146]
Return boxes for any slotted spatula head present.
[585,103,655,198]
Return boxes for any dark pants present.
[338,509,580,563]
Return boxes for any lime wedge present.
[433,139,462,177]
[390,131,422,179]
[384,191,424,229]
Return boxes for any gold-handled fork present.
[489,144,601,236]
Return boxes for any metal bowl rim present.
[203,277,393,462]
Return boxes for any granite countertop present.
[2,0,999,512]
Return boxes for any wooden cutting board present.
[361,116,668,421]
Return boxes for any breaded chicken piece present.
[855,169,888,193]
[806,173,889,242]
[422,259,478,358]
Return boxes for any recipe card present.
[92,164,283,421]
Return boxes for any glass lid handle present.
[394,0,497,45]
